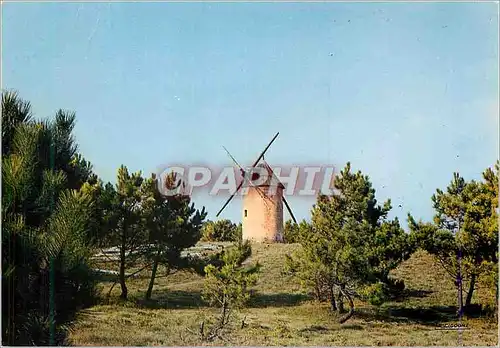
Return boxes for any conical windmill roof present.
[245,162,285,189]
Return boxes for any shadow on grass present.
[391,289,433,302]
[356,305,458,325]
[248,292,310,308]
[340,323,364,330]
[93,272,118,283]
[299,323,363,333]
[134,289,206,309]
[132,290,310,310]
[299,325,330,333]
[93,271,148,284]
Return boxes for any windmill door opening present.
[244,209,247,218]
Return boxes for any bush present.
[384,277,405,297]
[360,282,388,306]
[201,220,241,242]
[198,241,259,341]
[283,219,311,243]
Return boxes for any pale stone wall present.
[242,185,284,242]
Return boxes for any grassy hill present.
[69,243,498,346]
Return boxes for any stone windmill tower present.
[216,132,297,242]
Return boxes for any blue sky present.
[2,2,498,227]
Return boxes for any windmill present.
[216,132,297,242]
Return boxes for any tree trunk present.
[329,286,337,312]
[457,252,463,317]
[496,277,499,307]
[145,248,161,300]
[338,287,354,324]
[314,276,321,301]
[337,285,345,313]
[119,233,128,300]
[465,273,476,308]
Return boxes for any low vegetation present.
[198,240,260,341]
[68,243,497,346]
[201,219,242,242]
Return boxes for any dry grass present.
[69,244,498,346]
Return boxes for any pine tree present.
[141,172,207,300]
[200,241,260,341]
[409,163,499,310]
[79,180,119,248]
[286,163,413,323]
[283,219,311,243]
[108,166,145,300]
[2,91,97,345]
